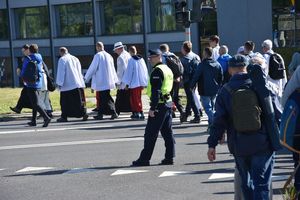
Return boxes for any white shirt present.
[85,50,118,91]
[116,50,131,89]
[122,55,148,89]
[56,53,85,92]
[212,45,220,61]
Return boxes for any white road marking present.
[111,169,149,176]
[0,168,5,171]
[209,173,234,180]
[63,168,98,174]
[0,137,144,151]
[16,167,55,173]
[158,171,192,177]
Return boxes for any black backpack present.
[224,83,262,133]
[268,53,285,80]
[165,55,184,79]
[22,56,39,83]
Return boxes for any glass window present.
[0,57,12,87]
[15,7,49,39]
[0,9,9,40]
[150,0,182,32]
[56,3,93,37]
[272,0,300,47]
[102,0,143,35]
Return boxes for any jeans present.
[183,82,199,117]
[200,95,216,125]
[235,152,275,200]
[293,152,300,191]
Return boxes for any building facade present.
[0,0,207,87]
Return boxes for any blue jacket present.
[217,53,231,73]
[207,73,273,156]
[190,58,223,96]
[21,53,43,89]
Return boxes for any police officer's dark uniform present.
[132,49,175,166]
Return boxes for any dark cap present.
[228,55,249,68]
[148,49,162,57]
[22,44,29,49]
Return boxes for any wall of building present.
[216,0,272,54]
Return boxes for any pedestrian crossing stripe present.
[16,167,55,173]
[111,169,149,176]
[0,169,5,171]
[208,173,289,181]
[158,171,192,177]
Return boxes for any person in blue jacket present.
[207,55,278,200]
[21,44,51,127]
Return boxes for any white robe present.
[116,50,131,89]
[85,50,118,91]
[56,53,85,92]
[122,56,148,89]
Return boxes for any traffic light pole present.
[185,27,191,42]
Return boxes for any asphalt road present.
[0,112,294,200]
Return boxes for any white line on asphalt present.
[158,171,192,177]
[208,173,289,182]
[111,169,149,176]
[16,167,55,173]
[0,137,144,151]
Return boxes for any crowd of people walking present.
[8,34,300,199]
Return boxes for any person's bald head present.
[59,47,68,56]
[96,42,104,52]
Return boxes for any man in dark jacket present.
[190,47,223,126]
[207,55,277,199]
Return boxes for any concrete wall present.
[216,0,272,55]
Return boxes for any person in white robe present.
[56,47,88,122]
[113,42,132,114]
[85,42,118,120]
[122,46,148,120]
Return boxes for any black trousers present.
[60,88,86,119]
[183,82,199,117]
[171,81,184,114]
[115,89,131,114]
[26,87,49,122]
[138,104,175,161]
[98,90,116,115]
[16,87,32,110]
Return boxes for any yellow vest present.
[147,64,173,103]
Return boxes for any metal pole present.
[47,0,56,77]
[185,27,191,42]
[6,0,17,87]
[92,0,97,50]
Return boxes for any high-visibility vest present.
[147,64,173,103]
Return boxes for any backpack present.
[22,56,39,83]
[165,54,184,79]
[280,88,300,153]
[268,53,285,80]
[224,83,262,133]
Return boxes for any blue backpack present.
[280,88,300,153]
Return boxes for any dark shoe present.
[131,160,150,167]
[180,112,187,123]
[110,113,118,120]
[82,114,89,121]
[43,118,51,127]
[92,108,99,112]
[159,159,174,165]
[190,117,200,123]
[56,117,68,122]
[93,115,104,120]
[27,121,37,126]
[10,107,21,114]
[130,112,139,119]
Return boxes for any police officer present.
[131,49,175,166]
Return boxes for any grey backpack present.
[224,83,262,133]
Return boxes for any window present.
[150,0,182,32]
[15,7,49,39]
[0,9,9,40]
[56,3,93,37]
[272,0,300,47]
[102,0,143,35]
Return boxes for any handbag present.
[47,75,56,92]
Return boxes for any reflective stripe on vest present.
[147,64,173,103]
